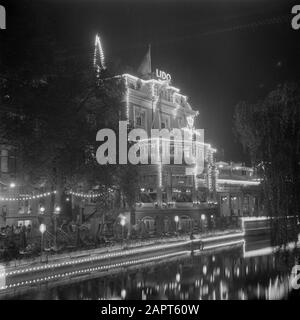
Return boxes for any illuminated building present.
[0,39,263,232]
[120,69,218,233]
[215,161,262,217]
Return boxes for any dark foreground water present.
[7,237,300,300]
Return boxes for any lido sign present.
[156,69,171,82]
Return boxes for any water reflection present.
[10,238,300,300]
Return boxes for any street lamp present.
[9,182,16,188]
[39,223,46,261]
[121,289,127,300]
[39,206,45,214]
[201,214,206,233]
[174,215,179,236]
[120,217,126,246]
[39,223,46,234]
[54,205,61,249]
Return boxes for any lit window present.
[135,108,146,128]
[161,114,170,129]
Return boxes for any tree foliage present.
[0,10,139,226]
[234,83,300,245]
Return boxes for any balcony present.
[135,200,217,210]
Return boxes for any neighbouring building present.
[215,161,263,217]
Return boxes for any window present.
[8,153,16,174]
[162,89,172,102]
[221,196,228,204]
[172,188,193,202]
[134,107,146,129]
[161,114,170,129]
[178,117,183,128]
[0,149,16,174]
[18,220,32,227]
[86,113,96,128]
[0,149,8,173]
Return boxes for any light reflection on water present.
[12,238,300,300]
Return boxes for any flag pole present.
[149,43,152,76]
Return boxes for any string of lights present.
[68,191,102,198]
[0,190,106,202]
[0,190,57,202]
[124,75,130,120]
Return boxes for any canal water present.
[6,237,300,300]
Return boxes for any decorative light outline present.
[94,34,106,78]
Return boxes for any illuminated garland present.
[0,191,57,202]
[0,190,112,202]
[172,103,181,119]
[124,75,130,120]
[215,167,219,192]
[207,150,214,191]
[153,96,159,112]
[68,191,102,198]
[123,73,184,98]
[216,179,260,186]
[194,164,199,190]
[158,160,163,189]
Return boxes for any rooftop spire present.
[137,44,152,80]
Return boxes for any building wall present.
[216,161,262,217]
[135,207,217,234]
[126,74,217,205]
[123,74,219,229]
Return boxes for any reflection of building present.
[122,72,218,233]
[215,161,262,217]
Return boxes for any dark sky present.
[2,0,300,164]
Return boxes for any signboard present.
[156,69,171,81]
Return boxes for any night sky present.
[2,0,300,163]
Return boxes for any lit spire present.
[93,34,106,77]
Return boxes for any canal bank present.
[2,236,300,300]
[0,229,244,297]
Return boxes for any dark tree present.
[234,83,300,246]
[0,2,139,235]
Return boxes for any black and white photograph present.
[0,0,300,305]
